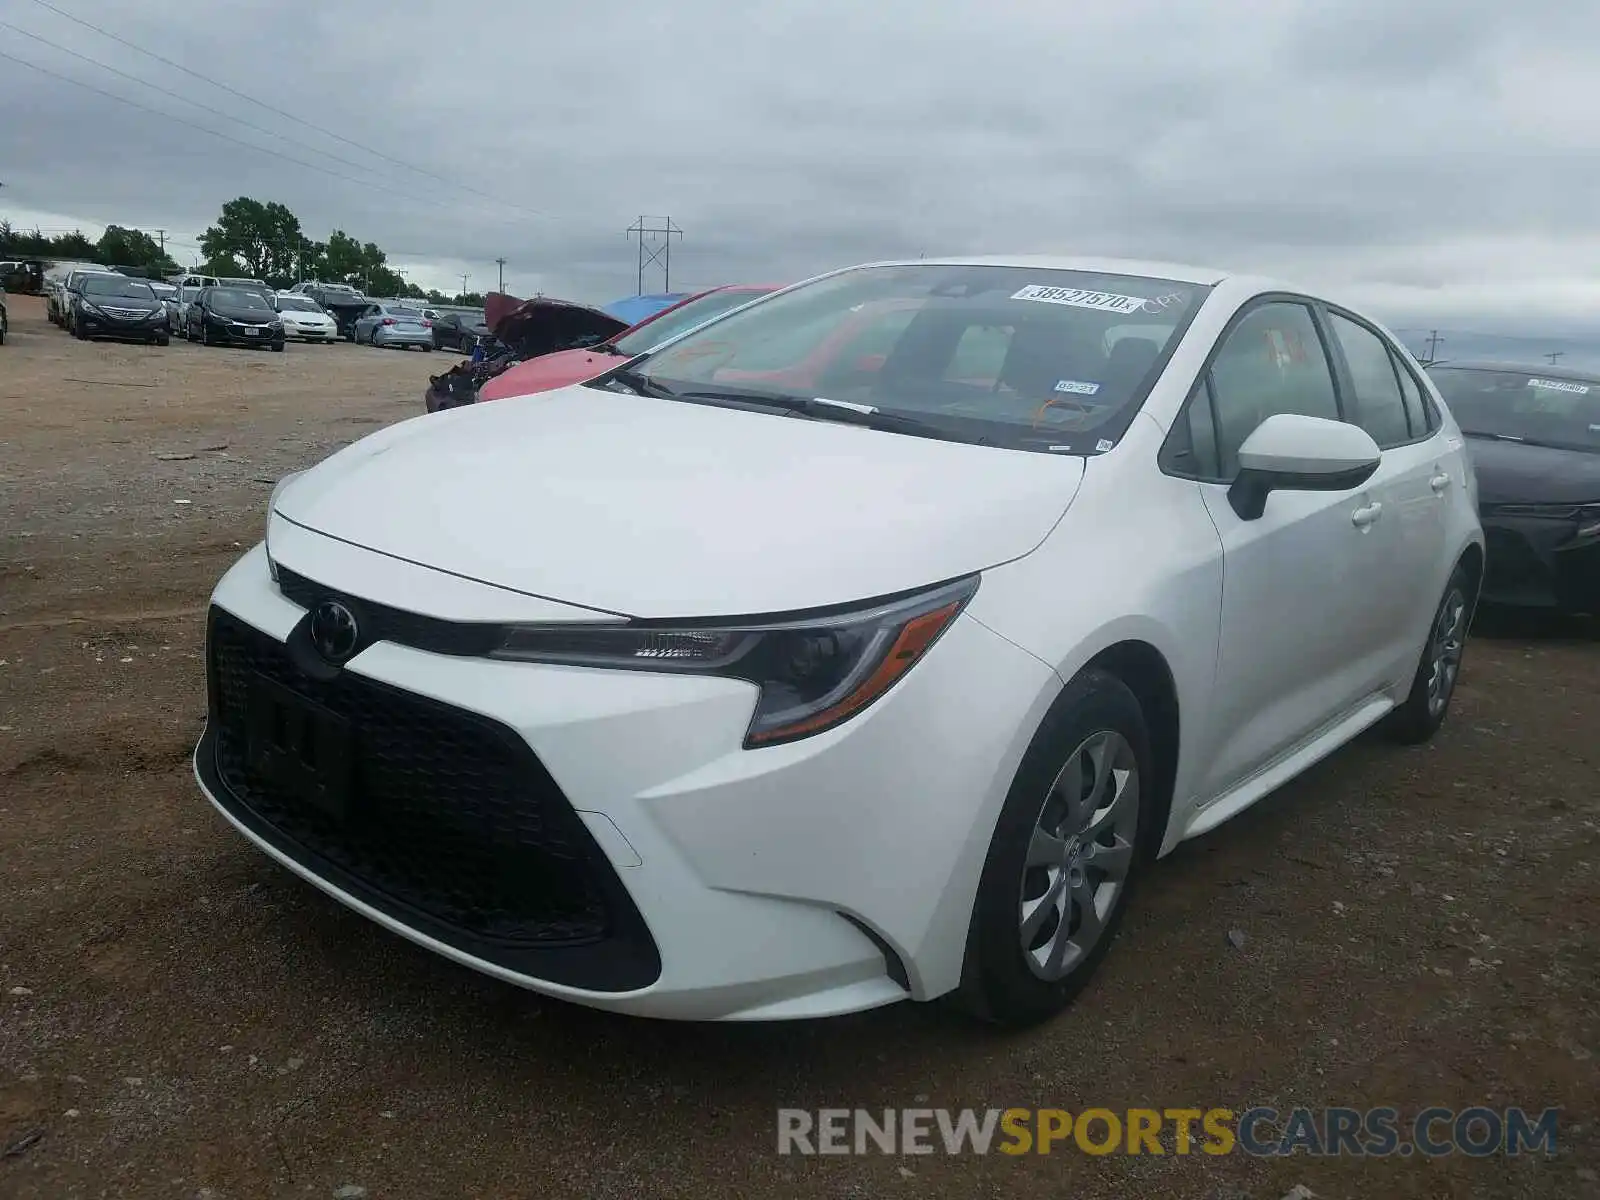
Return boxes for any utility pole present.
[494,257,506,293]
[153,229,166,257]
[625,215,682,294]
[1546,351,1563,366]
[459,272,470,302]
[1422,330,1444,364]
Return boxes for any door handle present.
[1430,471,1453,494]
[1352,501,1384,529]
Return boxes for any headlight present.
[492,576,979,747]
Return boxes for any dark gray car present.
[1427,361,1600,613]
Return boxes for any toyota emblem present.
[308,600,360,664]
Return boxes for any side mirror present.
[1228,413,1380,520]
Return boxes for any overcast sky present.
[3,0,1599,336]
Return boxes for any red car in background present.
[477,284,781,401]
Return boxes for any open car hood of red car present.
[484,292,629,359]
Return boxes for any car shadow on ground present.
[1471,603,1600,643]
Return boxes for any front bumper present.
[284,325,337,341]
[76,309,167,339]
[194,534,1056,1019]
[207,321,285,347]
[1480,509,1600,613]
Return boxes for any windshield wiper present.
[704,393,991,445]
[607,368,676,397]
[1464,429,1591,451]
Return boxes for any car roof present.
[878,254,1236,287]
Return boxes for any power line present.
[0,18,466,201]
[626,215,682,293]
[0,47,521,218]
[22,0,563,223]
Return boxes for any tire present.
[201,323,212,347]
[422,344,433,353]
[958,668,1155,1027]
[155,335,170,347]
[370,328,382,347]
[1382,562,1473,745]
[271,341,284,353]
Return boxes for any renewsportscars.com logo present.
[776,1107,1561,1158]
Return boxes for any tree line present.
[0,221,179,278]
[0,196,486,306]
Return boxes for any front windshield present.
[1428,367,1600,452]
[620,264,1209,452]
[212,289,271,310]
[83,276,156,300]
[612,288,777,356]
[389,307,423,320]
[276,297,323,313]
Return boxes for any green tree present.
[97,225,178,275]
[199,197,304,284]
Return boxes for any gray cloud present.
[2,0,1599,337]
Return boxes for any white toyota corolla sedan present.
[195,256,1484,1025]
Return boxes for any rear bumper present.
[374,330,433,347]
[1481,513,1600,613]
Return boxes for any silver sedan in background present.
[351,302,435,351]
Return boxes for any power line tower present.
[459,272,470,302]
[1422,330,1444,363]
[1546,350,1564,366]
[625,215,682,294]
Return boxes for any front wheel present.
[959,668,1153,1027]
[1382,563,1473,744]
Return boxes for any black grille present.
[203,606,661,990]
[275,566,502,657]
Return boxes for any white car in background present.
[274,293,338,342]
[195,255,1483,1025]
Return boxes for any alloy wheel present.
[1427,587,1467,716]
[1019,730,1140,981]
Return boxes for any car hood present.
[1466,435,1600,505]
[489,297,630,360]
[275,386,1085,618]
[477,347,619,401]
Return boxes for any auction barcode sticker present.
[1011,285,1147,314]
[1528,378,1590,394]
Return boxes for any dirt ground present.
[0,292,1595,1200]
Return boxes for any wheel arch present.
[1457,538,1485,615]
[1080,639,1181,860]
